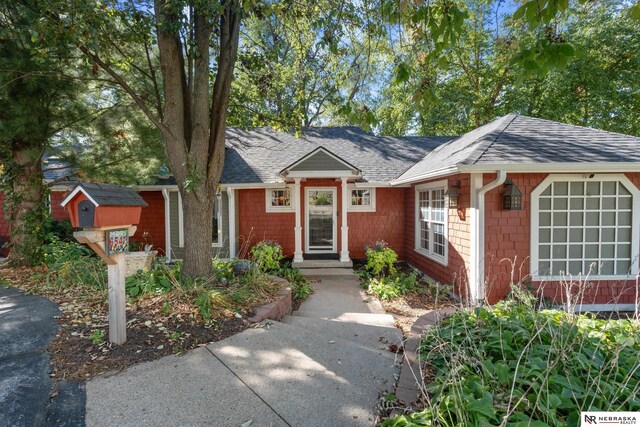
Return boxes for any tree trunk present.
[7,145,45,264]
[180,188,215,278]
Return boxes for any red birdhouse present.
[61,182,148,228]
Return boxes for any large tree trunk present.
[180,189,215,277]
[7,145,46,264]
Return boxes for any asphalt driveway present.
[0,284,85,427]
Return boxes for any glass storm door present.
[306,188,336,252]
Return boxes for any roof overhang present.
[391,162,640,186]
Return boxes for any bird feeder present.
[61,182,148,344]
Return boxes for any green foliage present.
[251,241,284,273]
[212,259,236,283]
[89,329,105,345]
[125,268,174,298]
[384,291,640,426]
[364,241,398,276]
[43,239,106,291]
[277,263,313,302]
[366,272,419,301]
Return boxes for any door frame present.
[305,187,337,253]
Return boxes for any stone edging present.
[395,307,458,408]
[246,276,292,323]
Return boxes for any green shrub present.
[278,264,313,302]
[367,272,418,301]
[364,241,398,276]
[384,291,640,427]
[125,268,174,297]
[251,241,283,273]
[212,258,236,283]
[42,239,93,269]
[44,244,107,291]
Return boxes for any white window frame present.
[265,186,294,212]
[178,191,223,248]
[414,180,449,266]
[530,173,640,281]
[347,186,376,212]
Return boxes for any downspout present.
[470,170,507,305]
[162,189,171,263]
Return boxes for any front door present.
[305,188,336,253]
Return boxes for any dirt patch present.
[381,293,454,334]
[0,265,259,380]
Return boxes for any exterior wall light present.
[444,180,461,209]
[503,179,522,210]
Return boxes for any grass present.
[384,286,640,427]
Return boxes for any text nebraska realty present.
[584,413,638,425]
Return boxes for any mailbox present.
[61,182,148,228]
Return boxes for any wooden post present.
[107,252,127,344]
[74,225,136,345]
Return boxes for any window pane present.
[569,212,583,225]
[601,228,615,242]
[569,228,583,242]
[553,198,568,210]
[616,260,631,274]
[433,223,445,256]
[570,182,584,195]
[540,197,552,210]
[541,185,552,196]
[569,245,582,259]
[584,261,598,274]
[600,261,614,275]
[554,182,568,196]
[585,244,599,258]
[617,244,630,258]
[553,228,567,243]
[552,261,566,274]
[552,245,567,258]
[569,198,584,210]
[618,227,631,242]
[568,261,582,275]
[540,245,551,259]
[586,197,600,210]
[602,181,616,195]
[586,182,600,196]
[601,212,616,226]
[585,228,599,242]
[540,212,551,227]
[538,261,551,274]
[618,211,631,226]
[619,197,632,210]
[539,228,551,243]
[601,244,615,258]
[618,183,631,196]
[553,212,567,226]
[602,197,616,210]
[585,212,599,227]
[420,222,429,250]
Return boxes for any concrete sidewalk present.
[86,271,401,427]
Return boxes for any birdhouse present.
[61,182,148,228]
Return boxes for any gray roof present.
[395,114,640,182]
[75,182,148,207]
[42,155,76,183]
[221,126,451,184]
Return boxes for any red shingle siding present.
[349,188,406,259]
[237,181,407,259]
[404,174,472,298]
[50,191,70,221]
[483,172,640,305]
[131,191,166,255]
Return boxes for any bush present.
[212,258,235,283]
[42,239,106,291]
[364,241,397,276]
[251,241,283,273]
[384,290,640,427]
[278,264,313,302]
[366,272,418,301]
[125,268,174,297]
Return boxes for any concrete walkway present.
[0,284,86,427]
[86,270,401,427]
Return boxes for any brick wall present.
[404,174,472,297]
[237,181,407,259]
[131,191,166,255]
[483,172,640,305]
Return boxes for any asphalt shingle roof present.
[221,126,451,184]
[76,182,148,207]
[394,114,640,183]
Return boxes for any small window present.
[266,187,294,212]
[415,181,448,265]
[348,187,376,212]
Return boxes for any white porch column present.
[226,187,236,258]
[161,189,171,262]
[293,178,304,262]
[340,177,350,262]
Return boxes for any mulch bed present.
[0,265,256,380]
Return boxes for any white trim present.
[414,180,449,266]
[60,185,99,207]
[161,189,171,262]
[227,188,236,257]
[212,193,223,248]
[530,173,640,280]
[391,166,459,186]
[347,185,376,212]
[568,303,638,313]
[286,170,359,179]
[293,178,303,262]
[223,182,287,189]
[50,184,73,192]
[305,187,338,254]
[265,186,295,212]
[460,162,640,173]
[469,173,482,302]
[47,193,52,215]
[177,191,184,247]
[340,177,350,262]
[353,181,395,188]
[135,184,179,191]
[283,147,359,173]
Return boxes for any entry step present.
[292,260,353,269]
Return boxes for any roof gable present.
[284,147,359,174]
[61,182,148,207]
